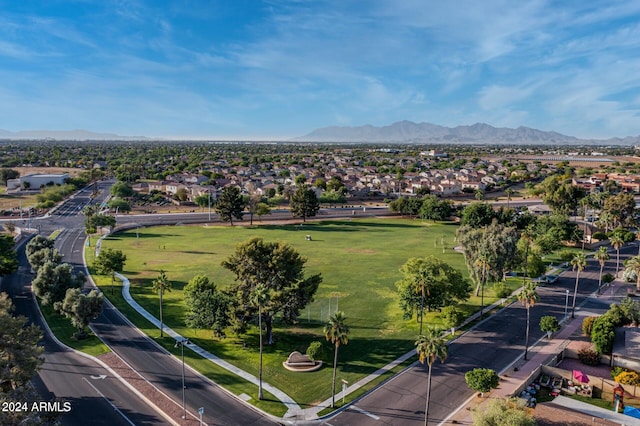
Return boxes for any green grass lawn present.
[89,218,524,410]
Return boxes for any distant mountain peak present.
[293,120,637,145]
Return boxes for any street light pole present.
[174,338,190,419]
[564,289,569,321]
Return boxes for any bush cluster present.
[582,316,596,336]
[577,345,600,366]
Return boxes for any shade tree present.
[32,262,85,306]
[290,185,320,222]
[222,237,322,344]
[54,288,104,339]
[216,186,245,225]
[396,256,471,334]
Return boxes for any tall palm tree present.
[624,256,640,291]
[324,311,350,408]
[636,230,640,256]
[505,188,514,209]
[570,253,587,319]
[252,284,270,400]
[594,246,610,294]
[517,282,538,360]
[151,270,172,337]
[610,233,624,277]
[415,328,448,426]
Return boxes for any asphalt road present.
[2,239,166,426]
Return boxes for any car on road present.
[533,274,560,285]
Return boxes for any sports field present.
[93,218,519,410]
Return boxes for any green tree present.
[539,315,560,338]
[290,185,320,222]
[465,368,500,397]
[151,270,172,337]
[32,262,84,306]
[107,197,131,212]
[183,275,229,338]
[85,214,116,234]
[594,246,610,294]
[324,311,350,408]
[415,328,448,426]
[536,175,584,214]
[255,202,271,221]
[54,288,104,339]
[591,314,615,354]
[222,237,321,344]
[94,248,127,295]
[457,221,518,298]
[110,181,134,198]
[0,168,19,184]
[216,186,245,225]
[0,234,18,277]
[471,397,536,426]
[27,246,62,273]
[396,257,471,334]
[517,282,538,360]
[26,235,55,258]
[460,202,495,228]
[419,195,452,222]
[570,252,587,319]
[0,293,44,425]
[602,192,636,228]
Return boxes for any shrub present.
[591,314,616,354]
[615,371,640,386]
[611,366,625,380]
[306,341,325,361]
[465,368,500,397]
[592,231,607,241]
[577,345,601,366]
[558,249,575,263]
[582,316,597,336]
[441,305,465,330]
[539,316,560,337]
[493,282,512,299]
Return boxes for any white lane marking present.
[350,405,380,420]
[82,377,136,426]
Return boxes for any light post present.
[198,407,204,426]
[564,289,569,320]
[174,338,190,419]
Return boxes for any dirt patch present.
[14,166,82,177]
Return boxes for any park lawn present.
[91,218,521,408]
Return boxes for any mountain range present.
[293,121,640,145]
[1,122,639,145]
[0,129,146,141]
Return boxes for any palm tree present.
[415,328,448,426]
[517,282,538,360]
[593,246,610,294]
[624,256,640,291]
[636,230,640,256]
[324,311,350,408]
[570,253,587,319]
[251,284,270,400]
[151,270,172,337]
[505,188,514,209]
[610,234,624,278]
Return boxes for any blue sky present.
[1,1,639,140]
